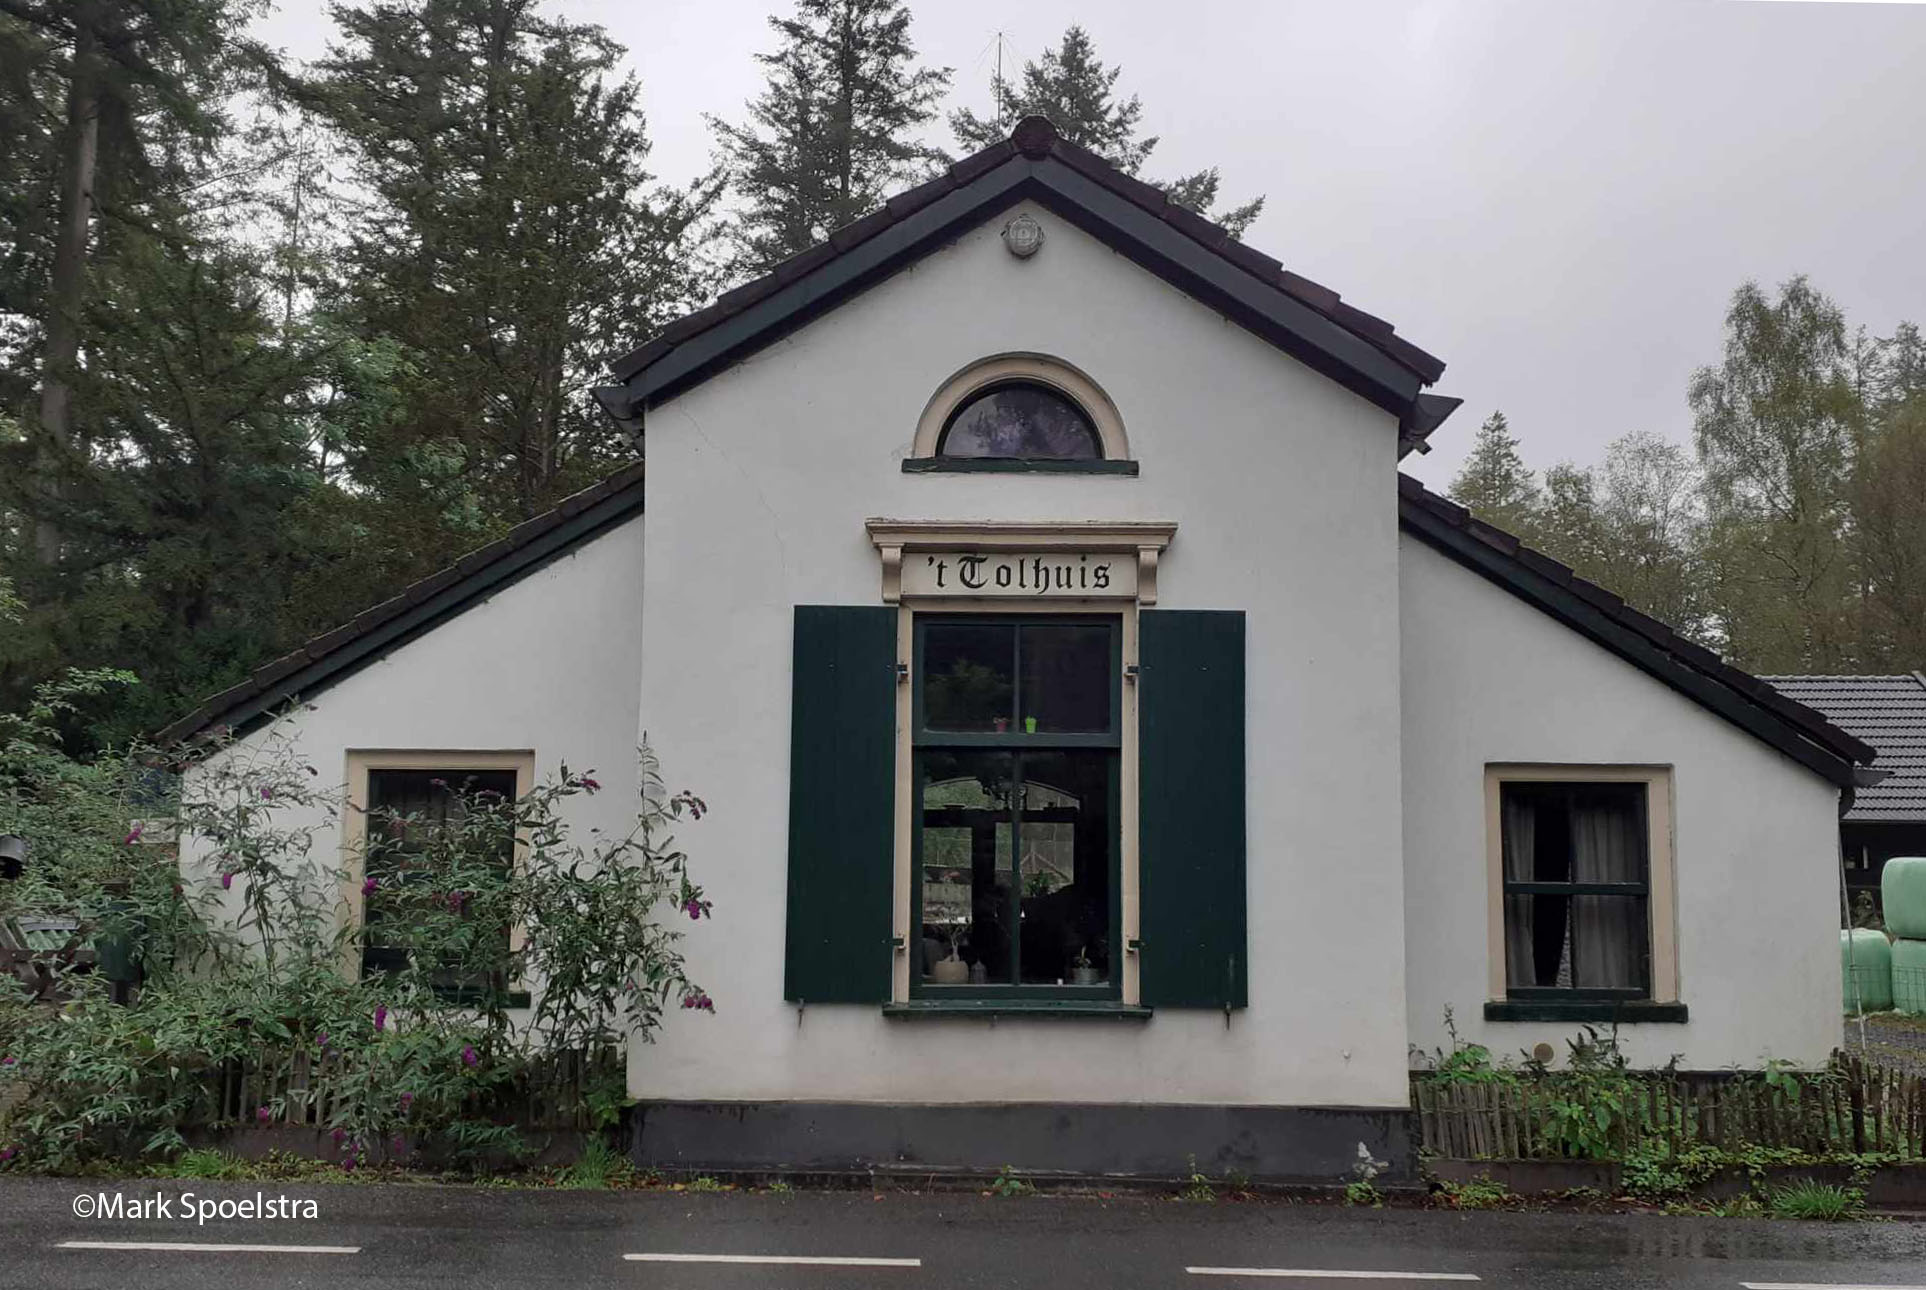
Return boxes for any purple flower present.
[580,776,601,793]
[220,871,235,890]
[330,1127,346,1144]
[374,1005,387,1033]
[461,1045,478,1068]
[315,1032,328,1050]
[1,1056,14,1066]
[399,1092,413,1111]
[256,1105,272,1123]
[260,786,274,800]
[341,1156,356,1173]
[0,1147,14,1162]
[361,876,378,897]
[124,824,144,845]
[391,1135,405,1155]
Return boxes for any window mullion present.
[1010,749,1023,987]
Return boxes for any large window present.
[913,616,1120,998]
[1498,780,1651,999]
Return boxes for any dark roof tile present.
[1279,270,1342,314]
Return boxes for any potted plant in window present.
[1071,945,1101,986]
[931,933,969,984]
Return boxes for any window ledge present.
[883,1000,1152,1020]
[1483,999,1687,1024]
[902,458,1140,475]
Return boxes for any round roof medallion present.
[1001,214,1045,260]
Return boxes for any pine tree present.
[712,0,950,273]
[1447,411,1539,535]
[317,0,718,531]
[950,25,1264,236]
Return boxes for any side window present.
[1498,781,1651,999]
[361,766,519,998]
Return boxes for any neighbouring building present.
[166,118,1878,1184]
[1767,674,1926,916]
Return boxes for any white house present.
[166,118,1875,1183]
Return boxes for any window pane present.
[923,622,1015,732]
[1019,622,1112,733]
[919,751,1015,985]
[1017,751,1112,985]
[1572,894,1649,990]
[938,384,1101,460]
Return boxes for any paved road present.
[4,1178,1926,1289]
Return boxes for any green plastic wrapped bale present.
[1882,857,1926,939]
[1891,939,1926,1015]
[1842,928,1893,1012]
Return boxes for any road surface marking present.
[1742,1284,1926,1290]
[58,1241,359,1254]
[1186,1271,1479,1282]
[625,1253,921,1268]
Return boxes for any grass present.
[987,1165,1034,1198]
[1435,1175,1515,1210]
[1767,1178,1866,1221]
[561,1139,621,1190]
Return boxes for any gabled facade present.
[173,120,1872,1183]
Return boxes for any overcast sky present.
[251,0,1926,488]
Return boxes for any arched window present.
[937,381,1103,461]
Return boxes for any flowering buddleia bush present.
[0,682,710,1173]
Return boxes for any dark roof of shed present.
[156,463,647,750]
[1398,475,1875,789]
[1764,675,1926,821]
[601,116,1456,454]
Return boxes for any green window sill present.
[901,458,1140,475]
[1483,999,1687,1024]
[884,1000,1153,1020]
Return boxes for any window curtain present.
[1572,798,1642,988]
[1501,795,1536,989]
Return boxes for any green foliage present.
[562,1138,623,1190]
[1413,1006,1517,1087]
[988,1164,1033,1197]
[1448,412,1539,535]
[1768,1177,1866,1221]
[1176,1155,1216,1202]
[0,716,710,1174]
[712,0,950,273]
[1436,1175,1514,1210]
[1343,1179,1382,1207]
[950,25,1263,236]
[169,1149,248,1180]
[684,1175,726,1193]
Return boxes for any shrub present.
[0,684,711,1174]
[1768,1178,1866,1221]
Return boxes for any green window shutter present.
[784,605,898,1003]
[1139,609,1247,1009]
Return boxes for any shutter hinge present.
[1126,938,1142,954]
[1124,663,1141,683]
[895,661,909,683]
[890,935,906,952]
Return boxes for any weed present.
[764,1180,794,1195]
[1343,1180,1382,1207]
[1768,1179,1866,1221]
[1436,1175,1514,1210]
[988,1165,1033,1198]
[563,1138,621,1190]
[1177,1155,1215,1203]
[684,1175,726,1193]
[168,1148,247,1180]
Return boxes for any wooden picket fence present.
[1413,1054,1926,1160]
[207,1045,621,1131]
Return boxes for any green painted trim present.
[1483,1000,1688,1024]
[902,458,1140,475]
[882,1001,1152,1019]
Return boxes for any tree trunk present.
[33,13,103,565]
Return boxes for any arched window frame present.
[905,355,1136,474]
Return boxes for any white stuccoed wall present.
[180,521,648,937]
[1399,536,1845,1068]
[632,200,1414,1108]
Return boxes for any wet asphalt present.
[4,1178,1926,1289]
